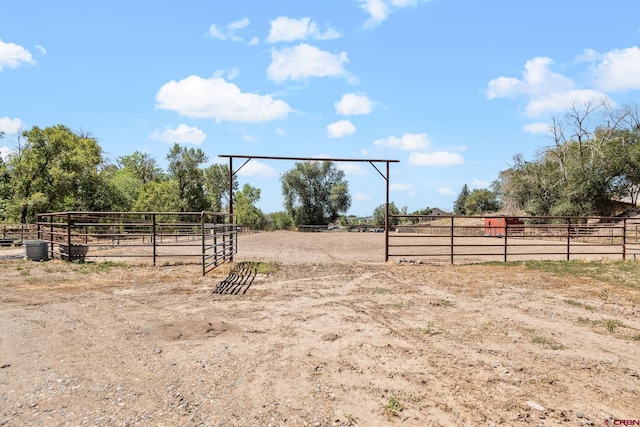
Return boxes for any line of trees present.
[0,125,358,229]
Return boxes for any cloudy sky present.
[2,0,640,215]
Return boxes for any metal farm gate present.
[36,211,238,275]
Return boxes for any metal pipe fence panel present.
[35,211,237,274]
[388,215,630,264]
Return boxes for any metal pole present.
[384,161,389,262]
[201,212,206,276]
[566,218,571,261]
[152,213,157,266]
[623,218,627,261]
[450,216,454,264]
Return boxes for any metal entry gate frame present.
[219,154,399,261]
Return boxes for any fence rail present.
[389,215,640,263]
[34,211,237,275]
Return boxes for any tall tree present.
[5,125,103,222]
[203,163,237,212]
[280,161,351,226]
[453,184,470,215]
[166,144,208,212]
[118,151,163,184]
[234,183,266,229]
[372,202,399,227]
[464,189,500,215]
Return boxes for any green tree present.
[204,163,237,212]
[166,143,208,212]
[234,183,266,229]
[117,151,163,184]
[280,161,351,226]
[464,189,500,215]
[453,184,470,215]
[132,180,180,212]
[5,125,103,222]
[267,211,293,230]
[372,202,400,227]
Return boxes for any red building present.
[484,217,523,237]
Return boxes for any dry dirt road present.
[0,231,639,426]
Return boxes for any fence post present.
[566,218,571,261]
[450,216,454,264]
[504,222,508,262]
[623,218,627,261]
[201,212,206,276]
[152,213,157,266]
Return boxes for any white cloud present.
[486,56,612,118]
[267,43,350,83]
[438,187,455,196]
[409,151,464,166]
[267,17,341,43]
[149,124,206,145]
[591,47,640,91]
[0,39,35,70]
[1,146,13,162]
[327,120,357,138]
[574,48,601,64]
[207,18,252,43]
[373,133,429,150]
[337,162,368,175]
[236,160,277,179]
[471,178,490,189]
[486,57,574,100]
[275,127,287,136]
[0,117,23,134]
[525,89,611,117]
[390,182,414,191]
[35,45,47,55]
[523,122,550,135]
[156,75,293,123]
[353,192,372,202]
[335,93,374,115]
[358,0,431,28]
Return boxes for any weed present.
[531,336,565,350]
[72,261,127,274]
[631,334,640,341]
[383,396,404,416]
[563,299,595,311]
[604,318,622,333]
[392,302,404,309]
[421,321,435,335]
[599,289,611,301]
[437,299,454,307]
[255,261,278,274]
[363,286,392,294]
[19,269,30,276]
[343,413,358,426]
[577,316,624,333]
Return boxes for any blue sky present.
[2,1,640,216]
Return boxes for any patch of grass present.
[254,261,278,274]
[391,302,404,309]
[363,286,392,294]
[508,260,640,290]
[631,334,640,341]
[604,318,623,333]
[563,299,595,311]
[436,299,455,307]
[599,289,611,300]
[71,261,128,274]
[421,321,435,335]
[577,317,625,333]
[343,413,358,426]
[531,335,565,350]
[383,396,404,416]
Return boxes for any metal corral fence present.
[36,212,238,275]
[0,224,39,246]
[389,215,640,263]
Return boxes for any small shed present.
[484,217,523,237]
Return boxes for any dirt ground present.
[0,230,639,426]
